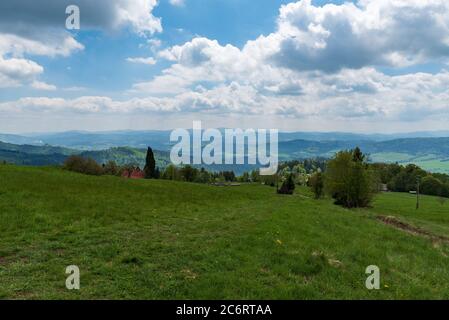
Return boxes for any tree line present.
[308,147,449,208]
[63,145,449,209]
[372,162,449,197]
[63,147,240,183]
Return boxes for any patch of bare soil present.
[377,215,449,243]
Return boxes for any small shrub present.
[84,158,103,176]
[180,165,198,182]
[421,176,444,197]
[278,174,295,195]
[309,172,324,199]
[103,161,119,176]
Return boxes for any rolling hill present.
[0,141,170,169]
[278,138,449,173]
[0,165,448,299]
[1,136,449,173]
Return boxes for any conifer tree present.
[144,147,156,179]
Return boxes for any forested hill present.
[0,141,170,169]
[279,137,449,158]
[278,138,449,173]
[1,137,449,173]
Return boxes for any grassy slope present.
[1,165,449,299]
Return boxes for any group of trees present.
[161,164,237,183]
[306,147,449,208]
[323,148,377,208]
[246,149,376,205]
[373,162,449,197]
[63,144,448,208]
[64,146,242,184]
[247,158,326,189]
[279,159,327,174]
[64,147,161,178]
[64,156,145,177]
[272,148,377,207]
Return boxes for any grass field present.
[1,165,449,299]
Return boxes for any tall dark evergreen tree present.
[144,147,156,179]
[352,147,365,163]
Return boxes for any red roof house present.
[122,168,145,179]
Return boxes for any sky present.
[1,0,449,133]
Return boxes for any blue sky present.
[1,0,449,133]
[3,0,302,99]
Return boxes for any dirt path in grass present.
[377,215,449,243]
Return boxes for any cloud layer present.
[126,0,449,125]
[2,0,449,131]
[270,0,449,72]
[0,0,161,89]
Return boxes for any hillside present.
[278,138,449,173]
[279,137,449,157]
[2,136,449,174]
[1,165,449,299]
[79,147,171,169]
[0,141,170,169]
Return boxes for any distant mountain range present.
[3,130,449,150]
[1,130,449,174]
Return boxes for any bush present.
[325,149,376,208]
[278,174,295,195]
[420,176,444,197]
[162,164,180,180]
[195,168,212,184]
[261,174,277,187]
[250,170,260,182]
[309,172,325,199]
[103,161,119,176]
[84,158,103,176]
[64,156,103,176]
[180,165,198,182]
[387,164,427,192]
[239,172,250,183]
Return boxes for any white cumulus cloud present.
[126,57,157,65]
[0,0,162,88]
[31,81,57,91]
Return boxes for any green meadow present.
[1,165,449,299]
